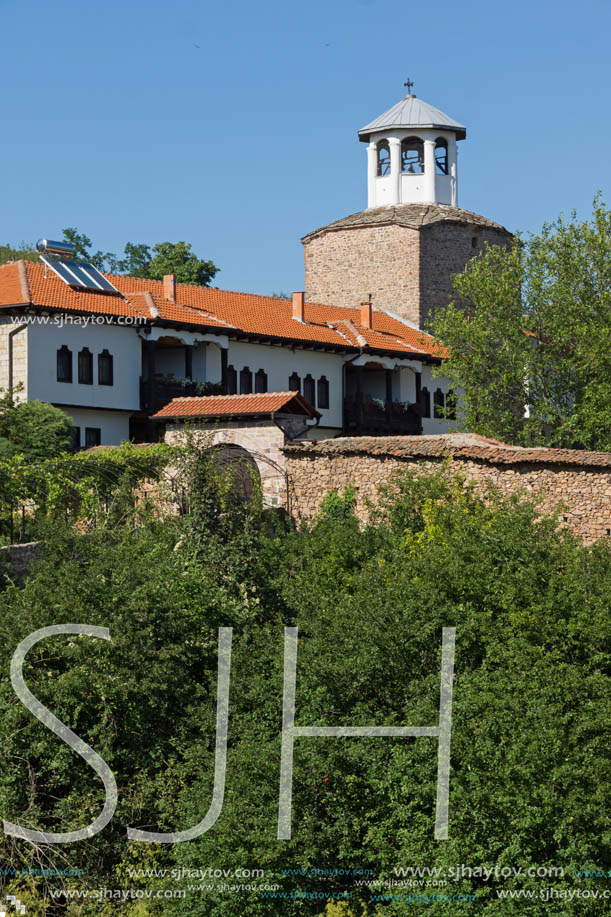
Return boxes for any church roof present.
[302,203,510,242]
[359,95,466,142]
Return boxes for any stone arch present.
[207,428,288,508]
[206,442,260,501]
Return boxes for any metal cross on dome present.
[404,78,414,95]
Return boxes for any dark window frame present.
[56,346,73,383]
[288,372,301,393]
[317,375,329,410]
[78,347,93,385]
[433,388,445,419]
[254,368,268,393]
[227,365,237,395]
[98,349,114,386]
[420,386,431,418]
[85,427,101,448]
[239,366,253,395]
[303,373,315,406]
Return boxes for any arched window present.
[227,365,237,395]
[435,137,448,175]
[239,367,252,394]
[434,388,445,419]
[56,346,72,383]
[288,372,301,393]
[317,376,329,410]
[420,386,430,418]
[377,140,391,176]
[98,349,113,386]
[78,348,93,385]
[303,374,315,406]
[255,368,268,393]
[446,389,457,420]
[401,137,424,174]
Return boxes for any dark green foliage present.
[431,196,611,450]
[60,229,218,285]
[0,462,609,915]
[0,393,73,461]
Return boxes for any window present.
[239,367,252,394]
[401,137,424,174]
[70,426,80,452]
[78,348,93,385]
[420,386,431,418]
[446,389,457,420]
[303,374,315,405]
[255,368,268,393]
[435,137,448,175]
[434,388,445,419]
[85,427,101,448]
[288,372,301,393]
[57,346,72,383]
[98,349,114,386]
[317,375,329,410]
[227,365,237,395]
[471,236,478,249]
[377,140,391,176]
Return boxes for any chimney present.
[163,273,176,302]
[360,296,373,329]
[292,291,305,322]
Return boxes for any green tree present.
[0,242,38,265]
[61,229,219,285]
[430,196,611,450]
[0,391,73,461]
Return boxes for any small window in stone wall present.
[434,388,445,419]
[240,367,253,395]
[57,346,72,383]
[420,386,431,418]
[289,372,301,393]
[303,374,315,406]
[78,347,93,385]
[227,365,237,395]
[255,369,268,393]
[317,375,329,410]
[471,236,478,249]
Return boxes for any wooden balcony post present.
[185,344,193,381]
[355,365,363,429]
[145,339,156,412]
[385,369,393,422]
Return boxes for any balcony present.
[140,375,223,414]
[343,396,422,436]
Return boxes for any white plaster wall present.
[369,129,456,207]
[59,407,132,447]
[207,343,222,383]
[27,320,141,410]
[226,340,344,429]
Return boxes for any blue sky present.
[2,0,610,295]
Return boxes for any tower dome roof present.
[359,95,466,142]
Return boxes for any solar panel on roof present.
[40,255,119,294]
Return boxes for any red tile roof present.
[0,261,447,361]
[152,391,319,420]
[284,433,611,468]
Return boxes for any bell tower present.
[358,82,466,209]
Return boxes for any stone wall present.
[165,421,288,507]
[304,224,421,323]
[303,220,511,327]
[284,436,611,544]
[0,541,40,581]
[419,224,510,327]
[0,318,28,396]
